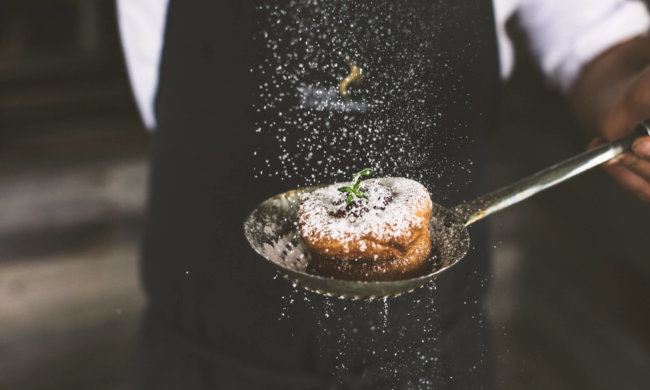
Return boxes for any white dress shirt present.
[117,0,650,129]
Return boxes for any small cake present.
[297,177,433,281]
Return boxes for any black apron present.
[136,1,500,389]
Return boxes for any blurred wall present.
[0,2,149,390]
[0,0,133,127]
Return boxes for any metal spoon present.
[243,122,650,300]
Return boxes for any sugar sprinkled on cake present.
[298,177,431,244]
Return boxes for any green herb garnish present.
[338,168,373,205]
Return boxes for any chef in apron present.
[117,0,650,388]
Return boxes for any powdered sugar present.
[298,177,431,245]
[261,232,311,272]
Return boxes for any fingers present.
[589,135,650,202]
[619,152,650,177]
[603,163,650,202]
[631,136,650,159]
[620,136,650,179]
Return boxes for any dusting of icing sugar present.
[261,232,311,272]
[298,177,431,244]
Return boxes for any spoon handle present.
[454,121,650,226]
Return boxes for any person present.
[116,0,650,388]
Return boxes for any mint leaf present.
[337,168,374,205]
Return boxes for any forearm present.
[570,35,650,137]
[568,34,650,202]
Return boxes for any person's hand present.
[571,36,650,202]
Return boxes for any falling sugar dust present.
[253,0,490,387]
[278,282,457,387]
[252,0,479,201]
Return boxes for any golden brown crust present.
[298,177,433,281]
[300,197,431,260]
[309,228,432,281]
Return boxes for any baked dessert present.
[297,176,433,281]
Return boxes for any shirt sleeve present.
[116,0,170,130]
[516,0,650,91]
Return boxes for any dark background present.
[0,2,648,389]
